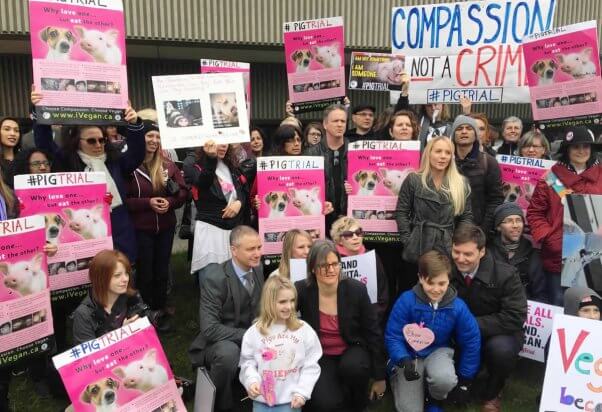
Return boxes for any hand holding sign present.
[403,322,435,352]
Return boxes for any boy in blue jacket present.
[385,250,481,412]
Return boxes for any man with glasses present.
[305,104,349,229]
[345,104,376,142]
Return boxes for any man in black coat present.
[488,202,547,302]
[188,226,264,412]
[450,223,527,412]
[451,115,504,235]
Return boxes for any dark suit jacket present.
[188,260,264,367]
[295,278,386,380]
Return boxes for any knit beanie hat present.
[494,202,524,228]
[142,119,160,136]
[450,115,478,142]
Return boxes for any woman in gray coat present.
[395,136,473,287]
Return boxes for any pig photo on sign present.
[289,187,322,216]
[112,349,168,392]
[74,26,122,65]
[210,92,239,128]
[63,205,108,240]
[380,168,410,196]
[0,253,47,296]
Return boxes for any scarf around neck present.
[78,150,123,210]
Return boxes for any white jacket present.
[239,321,322,405]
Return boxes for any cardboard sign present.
[391,0,556,104]
[349,52,405,92]
[519,300,563,362]
[0,216,54,367]
[523,21,602,121]
[283,16,345,113]
[152,73,250,149]
[257,156,325,264]
[53,317,186,411]
[539,314,602,411]
[347,140,420,242]
[29,0,128,124]
[14,172,113,302]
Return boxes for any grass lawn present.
[9,252,546,411]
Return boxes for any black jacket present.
[450,252,527,341]
[395,172,473,263]
[295,277,386,380]
[488,235,548,303]
[182,152,249,230]
[71,292,145,346]
[304,138,348,216]
[455,142,504,234]
[496,141,518,156]
[344,128,376,143]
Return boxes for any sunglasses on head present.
[81,137,107,146]
[340,228,363,239]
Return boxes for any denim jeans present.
[253,401,299,412]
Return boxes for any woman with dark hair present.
[10,147,54,177]
[0,117,22,176]
[295,240,386,412]
[528,126,602,305]
[271,124,303,156]
[72,250,146,345]
[183,140,249,282]
[248,126,267,158]
[31,87,145,263]
[303,122,325,149]
[387,110,419,141]
[125,121,187,331]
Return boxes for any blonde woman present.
[270,229,313,278]
[125,120,187,331]
[330,216,389,325]
[395,136,473,268]
[239,276,322,411]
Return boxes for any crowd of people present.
[0,69,599,412]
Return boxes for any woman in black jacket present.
[295,240,386,412]
[72,249,148,345]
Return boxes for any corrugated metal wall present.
[2,0,599,47]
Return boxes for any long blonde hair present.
[277,229,312,278]
[417,136,468,216]
[146,144,166,194]
[256,276,302,336]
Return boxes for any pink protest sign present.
[283,16,345,114]
[496,155,555,217]
[29,0,128,125]
[347,140,420,242]
[257,156,325,260]
[14,172,113,302]
[0,215,54,366]
[200,59,252,120]
[53,317,186,412]
[523,20,602,121]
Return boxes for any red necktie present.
[464,276,473,287]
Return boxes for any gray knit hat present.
[494,202,524,228]
[450,115,478,142]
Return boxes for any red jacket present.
[527,163,602,273]
[125,160,188,234]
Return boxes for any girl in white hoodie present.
[240,276,322,411]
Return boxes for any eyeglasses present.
[524,145,544,150]
[317,262,341,271]
[308,132,322,137]
[29,160,51,169]
[354,112,374,117]
[341,228,363,239]
[333,150,340,166]
[81,137,107,146]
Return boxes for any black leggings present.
[304,346,372,412]
[135,228,176,310]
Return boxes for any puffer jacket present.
[454,141,504,234]
[488,235,547,303]
[527,162,602,273]
[451,252,527,341]
[304,138,348,215]
[395,172,473,263]
[385,284,481,380]
[125,160,187,234]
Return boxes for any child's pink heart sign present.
[403,322,435,352]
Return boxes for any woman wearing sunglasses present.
[295,240,386,412]
[395,136,473,291]
[31,86,145,263]
[330,216,388,327]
